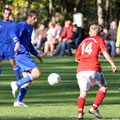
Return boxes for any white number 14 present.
[82,42,92,55]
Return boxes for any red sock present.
[92,89,106,110]
[78,96,85,114]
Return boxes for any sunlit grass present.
[0,56,120,119]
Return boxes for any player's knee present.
[100,85,108,92]
[33,70,41,79]
[80,90,87,98]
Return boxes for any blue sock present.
[16,74,33,87]
[0,68,1,74]
[16,84,28,102]
[13,67,21,81]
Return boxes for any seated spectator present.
[69,24,83,50]
[102,27,110,53]
[42,22,56,56]
[34,24,47,53]
[105,21,117,58]
[53,20,73,56]
[54,22,63,44]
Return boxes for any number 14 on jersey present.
[82,42,93,55]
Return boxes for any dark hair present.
[27,9,39,17]
[73,24,78,28]
[3,8,11,14]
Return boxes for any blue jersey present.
[0,20,16,44]
[10,21,38,56]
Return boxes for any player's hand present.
[111,64,117,73]
[14,43,20,51]
[36,54,43,63]
[116,47,120,54]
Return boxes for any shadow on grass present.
[1,117,120,120]
[0,117,77,120]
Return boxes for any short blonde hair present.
[65,20,72,26]
[89,24,100,36]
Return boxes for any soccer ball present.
[48,73,61,86]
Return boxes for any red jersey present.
[75,36,107,73]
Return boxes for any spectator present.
[31,28,36,45]
[34,24,47,53]
[105,21,118,58]
[53,20,73,56]
[55,22,63,41]
[69,24,83,50]
[42,22,56,56]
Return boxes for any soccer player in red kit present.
[75,24,117,119]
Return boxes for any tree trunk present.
[49,0,56,23]
[97,0,103,25]
[63,0,68,20]
[105,0,110,26]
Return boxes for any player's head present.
[89,24,100,36]
[3,8,12,22]
[27,9,39,25]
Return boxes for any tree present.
[97,0,103,25]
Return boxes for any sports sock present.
[78,96,85,114]
[16,84,28,102]
[13,67,21,81]
[0,68,1,74]
[92,89,106,110]
[16,74,33,87]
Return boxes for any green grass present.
[0,56,120,120]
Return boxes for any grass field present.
[0,56,120,120]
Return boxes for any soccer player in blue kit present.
[0,8,21,81]
[10,9,43,107]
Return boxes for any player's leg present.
[11,53,40,98]
[16,67,40,87]
[11,67,41,97]
[0,44,4,75]
[14,72,30,107]
[5,43,21,80]
[0,60,2,74]
[14,68,40,106]
[89,72,108,118]
[77,71,91,119]
[78,90,87,119]
[9,59,21,81]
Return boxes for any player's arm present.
[100,38,117,73]
[10,23,23,51]
[29,42,43,63]
[102,51,117,73]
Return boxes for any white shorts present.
[76,71,107,91]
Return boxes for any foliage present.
[0,0,120,30]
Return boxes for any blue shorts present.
[15,52,37,72]
[0,43,15,60]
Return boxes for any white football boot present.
[10,81,18,98]
[78,113,84,119]
[89,107,102,119]
[14,101,28,107]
